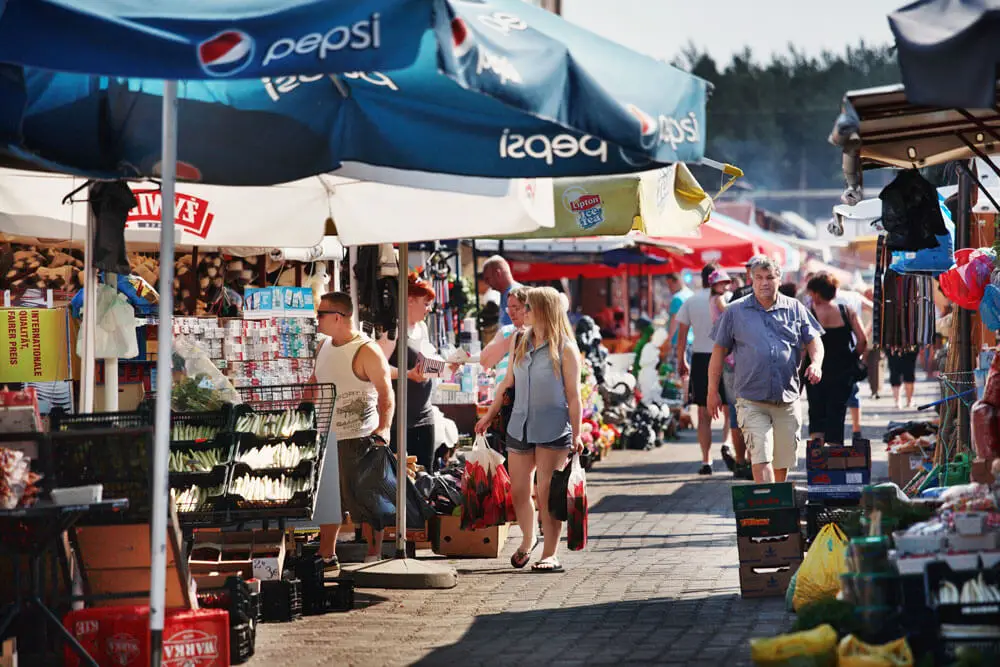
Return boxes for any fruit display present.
[169,449,227,473]
[171,484,226,511]
[171,422,222,442]
[235,409,313,438]
[230,474,311,502]
[236,442,316,469]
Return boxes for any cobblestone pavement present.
[252,375,938,666]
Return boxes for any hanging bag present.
[565,453,588,551]
[838,305,868,384]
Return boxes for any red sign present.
[569,194,601,212]
[128,189,215,239]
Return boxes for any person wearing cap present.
[708,256,825,483]
[676,264,733,475]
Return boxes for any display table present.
[0,499,128,667]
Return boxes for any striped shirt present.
[494,325,517,384]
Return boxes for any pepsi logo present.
[626,103,658,147]
[452,18,473,58]
[198,30,255,77]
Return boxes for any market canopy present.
[0,167,554,248]
[889,0,1000,109]
[645,215,786,270]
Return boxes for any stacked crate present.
[804,437,872,541]
[733,483,803,598]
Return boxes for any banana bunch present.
[171,423,221,442]
[169,448,226,472]
[237,442,317,469]
[171,484,225,511]
[235,409,313,438]
[230,474,311,502]
[937,575,1000,604]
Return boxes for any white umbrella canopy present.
[0,168,553,249]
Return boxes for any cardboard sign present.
[0,308,71,382]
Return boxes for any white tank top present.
[315,333,379,440]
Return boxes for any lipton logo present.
[128,189,216,239]
[569,194,601,212]
[163,629,219,665]
[106,633,140,666]
[561,186,605,230]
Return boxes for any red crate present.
[64,606,229,667]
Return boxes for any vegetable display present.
[936,575,1000,604]
[237,442,316,469]
[171,423,221,442]
[171,484,225,511]
[172,374,227,412]
[235,410,312,438]
[230,474,311,502]
[169,449,227,473]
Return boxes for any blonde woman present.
[476,287,583,573]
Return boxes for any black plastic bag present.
[548,459,571,521]
[879,170,946,252]
[354,445,433,530]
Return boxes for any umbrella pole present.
[149,81,178,667]
[395,244,409,558]
[348,246,359,322]
[81,204,97,413]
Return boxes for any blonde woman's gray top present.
[506,339,571,444]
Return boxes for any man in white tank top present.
[311,292,395,566]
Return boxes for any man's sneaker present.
[721,445,737,472]
[698,464,713,475]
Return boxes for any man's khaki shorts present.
[736,398,801,470]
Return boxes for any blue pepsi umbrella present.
[0,32,705,183]
[0,0,436,79]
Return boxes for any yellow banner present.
[1,308,71,382]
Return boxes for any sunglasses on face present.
[318,310,348,318]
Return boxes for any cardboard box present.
[807,438,871,471]
[739,560,801,598]
[807,484,864,501]
[807,468,871,487]
[0,638,15,667]
[731,483,796,512]
[737,533,803,566]
[888,452,928,487]
[735,507,800,538]
[430,515,510,558]
[190,529,289,581]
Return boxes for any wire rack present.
[235,383,336,435]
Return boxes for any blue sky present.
[561,0,903,64]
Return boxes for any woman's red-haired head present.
[408,273,435,301]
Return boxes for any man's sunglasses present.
[318,310,349,317]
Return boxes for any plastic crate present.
[236,383,336,434]
[49,407,151,431]
[925,561,1000,626]
[229,622,255,664]
[228,457,322,521]
[49,427,153,521]
[170,405,236,440]
[260,579,302,623]
[805,500,863,542]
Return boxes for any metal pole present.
[394,244,409,558]
[149,81,178,667]
[348,246,360,323]
[957,164,973,451]
[104,272,119,411]
[81,204,97,413]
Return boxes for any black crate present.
[50,407,151,431]
[260,579,302,623]
[230,622,255,664]
[49,427,153,521]
[236,383,336,434]
[227,460,319,521]
[170,464,231,526]
[925,561,1000,626]
[170,406,236,441]
[805,501,864,542]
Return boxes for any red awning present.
[644,217,785,270]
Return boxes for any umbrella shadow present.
[410,594,787,666]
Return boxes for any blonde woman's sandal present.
[531,557,563,573]
[510,537,539,569]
